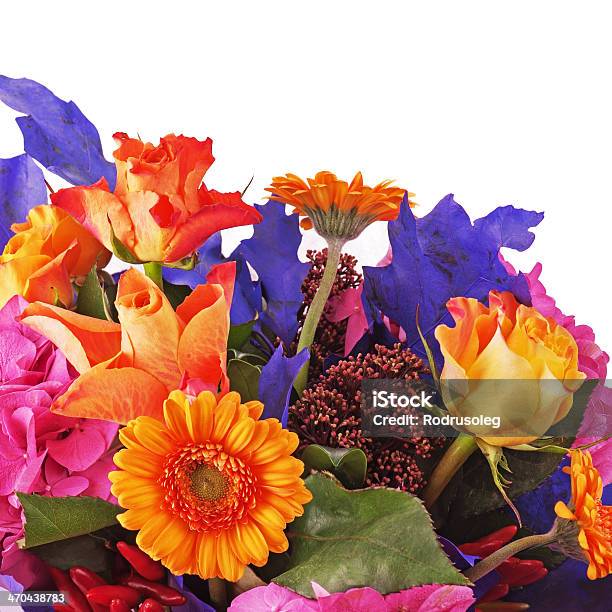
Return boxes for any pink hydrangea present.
[229,582,474,611]
[0,296,118,588]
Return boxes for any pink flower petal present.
[385,584,474,612]
[46,424,107,472]
[51,475,89,497]
[229,583,317,611]
[317,587,387,611]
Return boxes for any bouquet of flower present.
[0,76,609,612]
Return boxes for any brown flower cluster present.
[289,344,444,493]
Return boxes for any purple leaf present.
[259,346,309,425]
[0,154,47,249]
[0,76,115,188]
[363,195,543,364]
[235,202,309,344]
[167,575,215,612]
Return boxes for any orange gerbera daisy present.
[554,450,612,579]
[110,390,312,581]
[266,171,412,240]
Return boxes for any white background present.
[1,1,610,353]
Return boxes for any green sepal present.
[475,439,522,526]
[416,303,440,388]
[163,253,198,270]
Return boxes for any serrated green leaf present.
[301,445,367,489]
[17,494,122,548]
[274,474,468,595]
[228,358,261,402]
[76,267,110,320]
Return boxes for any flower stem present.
[143,261,163,291]
[423,433,478,508]
[208,577,227,610]
[464,529,557,582]
[294,237,344,395]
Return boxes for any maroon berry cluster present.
[289,344,444,493]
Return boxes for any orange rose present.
[0,204,110,308]
[20,262,234,424]
[435,290,586,446]
[51,133,262,264]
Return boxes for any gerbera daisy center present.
[190,464,228,501]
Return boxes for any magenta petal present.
[0,454,26,496]
[317,587,387,611]
[0,330,36,382]
[5,406,36,451]
[51,475,89,497]
[326,285,369,355]
[74,452,116,502]
[14,451,47,494]
[229,583,317,611]
[46,425,106,472]
[385,585,475,612]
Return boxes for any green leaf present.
[301,445,367,489]
[438,447,563,522]
[228,358,261,402]
[26,526,124,578]
[228,319,256,351]
[235,352,267,367]
[76,267,110,320]
[274,474,468,596]
[17,494,122,548]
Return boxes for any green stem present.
[143,261,163,291]
[423,433,478,508]
[294,237,345,395]
[464,529,557,582]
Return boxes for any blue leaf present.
[0,154,47,249]
[363,195,543,364]
[163,232,261,325]
[506,557,611,611]
[259,346,309,426]
[0,76,115,188]
[235,201,309,344]
[513,458,571,534]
